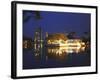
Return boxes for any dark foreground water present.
[23,46,90,69]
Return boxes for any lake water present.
[23,45,90,69]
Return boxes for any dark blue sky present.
[23,10,90,38]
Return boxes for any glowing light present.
[47,39,86,55]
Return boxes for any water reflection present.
[47,46,85,55]
[33,44,86,61]
[46,46,86,60]
[23,42,90,69]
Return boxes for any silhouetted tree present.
[81,32,90,43]
[34,11,41,20]
[23,11,41,23]
[67,32,77,39]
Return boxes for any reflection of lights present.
[48,46,86,55]
[76,42,81,50]
[35,53,39,56]
[67,49,73,53]
[48,46,85,54]
[47,39,86,55]
[81,47,85,51]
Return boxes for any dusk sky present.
[23,10,90,39]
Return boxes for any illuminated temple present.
[45,33,86,54]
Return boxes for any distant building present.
[45,32,48,38]
[45,33,85,53]
[33,27,43,56]
[46,33,68,46]
[23,37,32,49]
